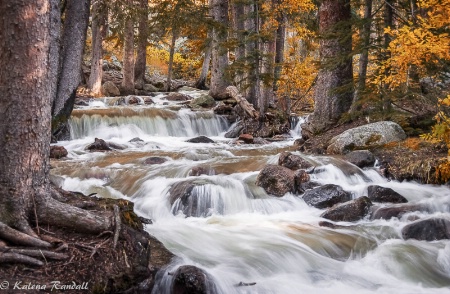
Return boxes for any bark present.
[231,1,246,88]
[305,0,353,134]
[226,86,259,119]
[352,0,372,110]
[134,0,149,90]
[274,5,286,92]
[52,0,91,137]
[195,31,212,90]
[243,2,257,105]
[166,30,179,92]
[122,6,135,95]
[88,0,107,96]
[383,0,393,112]
[209,0,230,100]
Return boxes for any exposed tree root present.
[5,248,68,260]
[0,221,51,248]
[0,252,44,266]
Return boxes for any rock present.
[126,95,142,105]
[143,83,158,92]
[177,86,198,92]
[255,164,295,197]
[302,184,352,209]
[129,137,144,143]
[253,137,270,145]
[278,152,314,171]
[189,166,215,176]
[370,203,428,220]
[321,196,372,222]
[294,170,311,193]
[239,134,254,144]
[367,185,408,203]
[101,81,120,97]
[74,98,89,106]
[344,150,375,168]
[86,138,112,152]
[50,145,68,159]
[171,265,217,294]
[190,94,216,108]
[143,157,167,165]
[327,121,407,154]
[165,92,192,101]
[402,218,450,241]
[186,136,215,143]
[169,180,219,217]
[225,122,243,138]
[213,103,234,115]
[144,97,155,104]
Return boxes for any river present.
[50,90,450,294]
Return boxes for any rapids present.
[51,94,450,293]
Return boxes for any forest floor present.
[0,191,173,294]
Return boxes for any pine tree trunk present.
[231,1,246,89]
[304,0,353,135]
[166,30,178,92]
[122,6,135,95]
[52,0,91,139]
[88,0,107,96]
[195,31,212,90]
[383,0,393,112]
[134,0,148,90]
[244,2,257,105]
[352,0,372,110]
[209,0,230,100]
[0,0,53,231]
[274,8,287,113]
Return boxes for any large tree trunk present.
[166,30,179,92]
[303,0,353,136]
[0,0,112,260]
[209,0,230,100]
[134,0,148,90]
[244,2,257,105]
[52,0,91,139]
[122,4,135,95]
[195,31,212,90]
[382,0,393,112]
[274,8,288,113]
[88,0,107,96]
[352,0,372,111]
[231,1,246,89]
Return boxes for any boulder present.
[189,166,215,176]
[327,121,407,154]
[143,97,155,105]
[370,203,428,220]
[143,157,167,165]
[302,184,352,209]
[186,136,215,143]
[253,137,270,145]
[143,84,158,92]
[126,95,142,105]
[320,196,373,222]
[213,103,234,115]
[165,92,192,101]
[402,218,450,241]
[255,164,295,197]
[50,145,68,159]
[294,169,311,193]
[367,185,408,203]
[224,122,243,138]
[239,134,254,144]
[101,81,120,97]
[278,152,314,171]
[171,265,217,294]
[190,94,216,108]
[169,180,219,217]
[177,86,198,92]
[344,150,375,168]
[86,138,112,152]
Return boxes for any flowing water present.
[51,93,450,294]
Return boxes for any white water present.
[52,101,450,294]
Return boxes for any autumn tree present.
[0,0,113,265]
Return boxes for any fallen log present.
[226,86,259,119]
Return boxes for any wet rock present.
[177,86,198,92]
[50,145,68,159]
[186,136,215,143]
[321,197,373,222]
[189,166,215,176]
[129,137,144,143]
[239,134,254,144]
[402,218,450,241]
[169,180,219,217]
[344,150,375,168]
[74,98,89,106]
[102,81,120,97]
[224,122,243,138]
[327,121,407,154]
[144,157,167,165]
[190,94,216,108]
[367,185,408,203]
[126,95,141,105]
[253,137,270,145]
[370,203,429,220]
[302,184,352,209]
[86,138,112,151]
[213,103,233,115]
[165,92,192,101]
[255,164,295,197]
[171,265,217,294]
[278,151,314,171]
[143,83,158,92]
[294,169,311,193]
